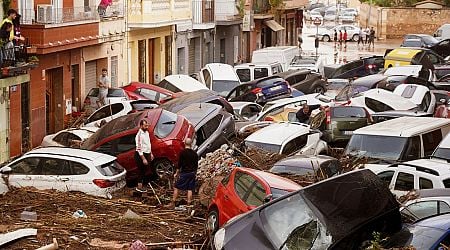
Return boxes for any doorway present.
[220,38,225,63]
[148,38,155,83]
[21,82,30,153]
[46,67,63,134]
[71,65,80,111]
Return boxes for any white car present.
[229,101,263,121]
[157,74,208,93]
[348,88,417,114]
[82,88,129,115]
[288,54,327,75]
[366,159,450,197]
[319,24,360,42]
[41,127,99,147]
[83,100,158,127]
[0,147,126,198]
[393,84,436,114]
[401,189,450,221]
[338,12,355,23]
[244,122,328,155]
[342,8,358,16]
[383,65,437,82]
[323,10,336,21]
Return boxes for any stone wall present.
[357,2,450,39]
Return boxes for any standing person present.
[333,30,338,48]
[166,138,198,210]
[12,14,23,45]
[357,27,364,48]
[134,120,154,193]
[338,30,343,48]
[97,68,110,108]
[98,0,113,17]
[364,27,370,44]
[368,27,376,49]
[298,34,303,53]
[343,29,348,49]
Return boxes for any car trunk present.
[328,107,369,136]
[260,81,289,99]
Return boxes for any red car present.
[122,82,184,103]
[81,108,195,181]
[207,167,301,233]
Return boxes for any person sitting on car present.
[296,104,322,124]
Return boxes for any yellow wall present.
[128,0,191,25]
[128,26,171,83]
[0,87,9,163]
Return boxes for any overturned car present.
[212,169,402,250]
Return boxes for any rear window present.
[155,110,178,138]
[331,107,367,118]
[89,88,126,97]
[365,97,394,112]
[96,161,124,176]
[258,77,285,87]
[158,79,180,93]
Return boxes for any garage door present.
[85,61,97,97]
[188,40,195,74]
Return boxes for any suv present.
[276,69,327,94]
[176,103,235,156]
[234,62,284,83]
[328,56,384,80]
[82,88,128,114]
[0,147,126,198]
[82,109,195,182]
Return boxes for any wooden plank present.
[0,228,37,247]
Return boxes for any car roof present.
[416,188,450,198]
[176,103,222,127]
[240,167,301,190]
[245,75,284,85]
[276,69,312,78]
[353,117,450,137]
[128,82,175,94]
[274,155,337,168]
[352,88,417,110]
[24,147,116,165]
[245,122,310,145]
[414,213,450,230]
[234,62,280,68]
[203,63,238,81]
[385,65,423,76]
[159,89,221,111]
[162,75,207,91]
[371,110,430,117]
[59,127,99,138]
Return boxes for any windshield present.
[270,187,291,200]
[345,134,408,160]
[245,141,281,153]
[261,194,332,249]
[212,80,240,96]
[432,148,450,161]
[421,35,438,45]
[154,110,178,138]
[291,56,317,65]
[332,107,367,118]
[383,225,445,249]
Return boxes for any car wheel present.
[154,158,174,179]
[312,84,326,94]
[322,35,330,42]
[352,34,359,42]
[207,208,220,234]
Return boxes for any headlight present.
[213,228,226,250]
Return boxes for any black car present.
[328,56,385,80]
[401,34,439,48]
[276,69,327,94]
[430,39,450,58]
[226,76,291,104]
[270,155,341,179]
[211,169,402,249]
[159,89,234,114]
[371,110,432,123]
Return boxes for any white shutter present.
[84,61,97,97]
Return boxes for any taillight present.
[366,64,376,70]
[264,117,274,121]
[93,179,115,188]
[325,108,331,124]
[251,88,262,94]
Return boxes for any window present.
[236,69,251,82]
[40,158,71,175]
[427,53,440,65]
[294,73,307,83]
[202,69,212,89]
[444,179,450,188]
[138,88,158,101]
[53,132,69,145]
[157,80,180,93]
[271,65,282,75]
[282,134,308,155]
[138,40,146,82]
[115,135,136,154]
[70,161,90,175]
[377,171,395,186]
[221,173,231,186]
[422,130,443,156]
[419,92,432,112]
[203,114,222,138]
[254,68,269,79]
[9,157,40,175]
[96,161,124,176]
[234,171,255,202]
[402,136,421,161]
[246,181,266,207]
[155,110,178,138]
[394,172,414,191]
[86,103,124,124]
[96,141,113,155]
[241,104,261,119]
[365,97,393,112]
[419,177,433,189]
[400,85,417,98]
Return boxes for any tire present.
[311,84,326,94]
[153,158,174,179]
[352,34,359,42]
[322,35,330,42]
[207,208,220,235]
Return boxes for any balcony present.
[128,0,191,28]
[21,6,99,25]
[101,3,125,19]
[215,0,240,22]
[0,46,37,79]
[253,0,271,14]
[99,3,126,42]
[192,0,215,29]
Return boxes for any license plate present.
[270,86,283,91]
[343,131,353,135]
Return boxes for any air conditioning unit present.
[37,4,53,23]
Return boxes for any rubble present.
[196,144,240,183]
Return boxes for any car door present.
[2,157,43,190]
[85,103,125,127]
[64,160,94,195]
[196,114,223,156]
[39,157,73,191]
[392,170,415,197]
[405,200,450,220]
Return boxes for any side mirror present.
[264,194,273,203]
[0,166,12,175]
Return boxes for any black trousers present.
[134,152,151,185]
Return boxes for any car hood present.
[352,74,387,88]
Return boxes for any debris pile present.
[0,188,207,249]
[235,147,285,170]
[196,144,240,183]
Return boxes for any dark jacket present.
[296,105,321,123]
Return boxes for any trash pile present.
[196,144,240,183]
[0,188,207,249]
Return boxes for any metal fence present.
[192,0,214,24]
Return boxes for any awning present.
[264,20,285,32]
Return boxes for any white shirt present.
[135,129,151,155]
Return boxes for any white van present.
[434,24,450,41]
[251,46,299,71]
[345,117,450,164]
[157,74,207,93]
[234,62,283,83]
[199,63,241,96]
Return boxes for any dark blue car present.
[328,56,385,80]
[384,213,450,249]
[226,76,292,104]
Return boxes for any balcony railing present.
[253,0,270,14]
[0,44,38,78]
[215,0,239,21]
[128,0,191,25]
[21,6,99,25]
[193,0,214,24]
[101,4,125,19]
